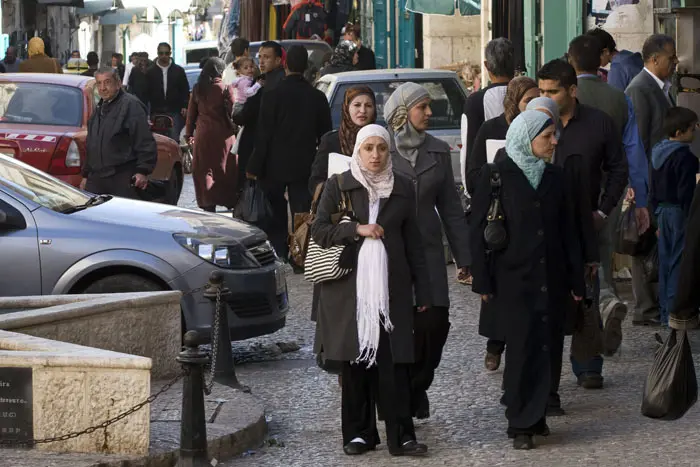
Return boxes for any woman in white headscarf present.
[470,110,585,450]
[384,82,471,420]
[311,124,431,457]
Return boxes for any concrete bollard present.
[177,330,209,467]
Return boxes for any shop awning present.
[405,0,481,16]
[76,0,116,15]
[97,7,163,24]
[36,0,85,5]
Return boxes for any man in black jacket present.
[145,42,190,141]
[80,67,157,199]
[233,41,286,189]
[343,23,376,71]
[247,45,332,261]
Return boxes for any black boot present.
[513,434,534,450]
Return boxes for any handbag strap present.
[486,163,504,222]
[309,182,325,214]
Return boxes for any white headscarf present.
[350,125,395,203]
[350,124,394,367]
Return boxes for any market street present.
[176,177,700,467]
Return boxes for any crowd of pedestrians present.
[9,24,700,459]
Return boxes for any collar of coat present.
[337,169,413,199]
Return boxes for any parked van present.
[181,40,219,66]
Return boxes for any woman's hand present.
[417,306,429,312]
[356,224,384,239]
[481,294,490,303]
[187,136,194,146]
[571,291,583,302]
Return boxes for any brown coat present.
[311,171,431,364]
[185,79,237,209]
[19,55,63,74]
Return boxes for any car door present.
[0,192,41,296]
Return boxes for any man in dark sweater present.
[651,107,699,327]
[461,38,513,186]
[247,45,332,261]
[145,42,190,141]
[567,34,651,359]
[537,59,628,392]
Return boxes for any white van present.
[181,40,219,66]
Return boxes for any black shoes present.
[343,441,374,456]
[577,372,604,389]
[513,434,534,450]
[389,440,428,457]
[632,318,661,327]
[485,351,501,371]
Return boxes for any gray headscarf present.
[526,96,562,146]
[383,82,431,167]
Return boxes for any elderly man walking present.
[80,67,157,199]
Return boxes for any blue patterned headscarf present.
[505,110,553,189]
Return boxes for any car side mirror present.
[0,207,27,231]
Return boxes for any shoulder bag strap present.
[486,163,504,221]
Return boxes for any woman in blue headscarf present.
[469,110,586,450]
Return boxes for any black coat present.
[671,183,700,328]
[311,171,431,363]
[247,74,332,183]
[145,62,190,114]
[392,134,471,308]
[84,90,157,178]
[470,155,585,429]
[356,46,376,71]
[309,130,342,194]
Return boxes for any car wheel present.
[166,165,183,205]
[82,274,164,294]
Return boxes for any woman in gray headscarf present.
[384,82,471,419]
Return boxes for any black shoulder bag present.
[484,163,508,251]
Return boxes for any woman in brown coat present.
[184,57,237,212]
[19,38,62,74]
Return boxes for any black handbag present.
[484,163,508,251]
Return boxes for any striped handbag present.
[304,192,355,284]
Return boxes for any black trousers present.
[487,339,506,355]
[410,306,450,411]
[549,328,565,409]
[341,330,416,450]
[85,168,139,200]
[259,180,312,260]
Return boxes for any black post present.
[177,330,209,467]
[203,270,250,393]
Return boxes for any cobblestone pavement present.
[179,177,700,467]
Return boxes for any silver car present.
[0,154,288,341]
[315,69,469,185]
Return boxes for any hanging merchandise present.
[283,0,328,40]
[405,0,481,15]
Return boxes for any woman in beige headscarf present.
[19,38,63,74]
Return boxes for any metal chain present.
[0,370,188,447]
[182,285,206,297]
[203,287,221,396]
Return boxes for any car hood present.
[70,196,267,246]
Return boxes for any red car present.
[0,73,183,203]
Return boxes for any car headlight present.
[173,234,258,269]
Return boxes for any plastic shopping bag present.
[233,180,273,225]
[615,203,640,255]
[641,329,697,420]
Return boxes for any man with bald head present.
[1,47,20,73]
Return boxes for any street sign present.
[0,368,33,441]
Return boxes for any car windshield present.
[0,82,83,126]
[186,70,201,91]
[325,79,465,130]
[0,155,90,211]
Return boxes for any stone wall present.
[423,13,481,69]
[586,0,654,54]
[0,331,151,455]
[0,292,182,379]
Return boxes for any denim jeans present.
[656,205,686,326]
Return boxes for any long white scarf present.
[350,124,395,367]
[355,200,392,367]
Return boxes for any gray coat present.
[311,171,431,363]
[391,134,471,308]
[625,69,674,158]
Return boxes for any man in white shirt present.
[625,34,678,327]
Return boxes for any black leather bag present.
[484,163,508,251]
